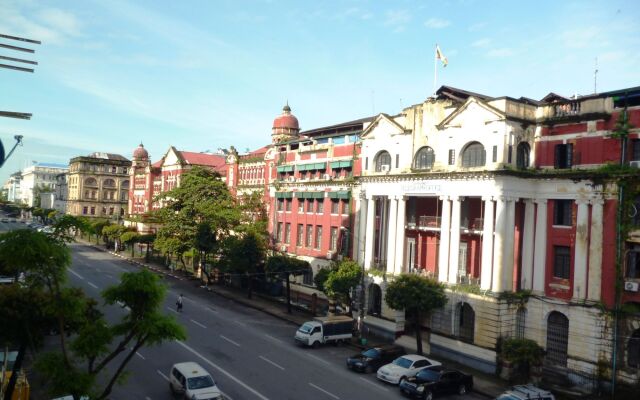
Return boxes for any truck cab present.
[295,316,353,347]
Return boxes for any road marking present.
[105,273,113,279]
[233,320,246,327]
[166,307,178,314]
[220,335,240,347]
[206,307,219,313]
[136,351,145,360]
[359,377,389,391]
[88,281,98,289]
[265,334,282,344]
[156,370,169,382]
[259,355,285,370]
[175,341,270,400]
[69,269,84,280]
[190,319,207,329]
[304,352,331,366]
[145,397,151,400]
[309,383,340,399]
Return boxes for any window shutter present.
[566,144,573,167]
[554,145,562,169]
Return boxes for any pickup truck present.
[295,315,353,347]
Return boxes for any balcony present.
[553,101,580,117]
[419,216,441,229]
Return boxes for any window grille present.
[546,311,569,367]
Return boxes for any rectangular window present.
[306,225,313,247]
[395,154,399,168]
[627,246,640,279]
[448,149,455,165]
[492,145,498,162]
[123,167,128,174]
[508,145,513,163]
[633,139,640,161]
[316,199,324,214]
[553,200,573,226]
[285,223,291,244]
[277,199,284,211]
[554,143,573,169]
[297,224,304,247]
[306,199,314,213]
[298,199,304,213]
[285,199,292,212]
[331,200,339,214]
[109,207,114,215]
[112,166,117,173]
[342,200,349,215]
[82,206,88,215]
[553,246,571,279]
[90,207,95,215]
[277,222,283,241]
[330,227,338,251]
[315,226,322,249]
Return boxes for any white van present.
[169,362,222,400]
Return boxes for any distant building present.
[66,152,131,219]
[19,163,68,207]
[52,172,68,214]
[3,171,22,202]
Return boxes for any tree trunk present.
[145,244,150,263]
[96,337,147,400]
[3,340,26,400]
[247,272,253,299]
[131,242,135,257]
[415,309,423,355]
[286,273,292,314]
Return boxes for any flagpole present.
[433,44,438,96]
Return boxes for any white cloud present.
[0,3,81,45]
[384,9,411,32]
[472,38,491,48]
[424,18,450,29]
[38,8,82,37]
[486,48,514,58]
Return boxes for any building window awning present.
[330,160,353,169]
[275,192,293,199]
[295,191,325,199]
[328,191,351,200]
[277,165,294,173]
[297,162,326,171]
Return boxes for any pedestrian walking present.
[176,294,183,312]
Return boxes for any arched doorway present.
[628,328,640,368]
[455,302,475,343]
[546,311,569,367]
[368,283,382,316]
[516,142,531,169]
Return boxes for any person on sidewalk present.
[176,294,183,312]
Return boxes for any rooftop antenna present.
[594,57,598,94]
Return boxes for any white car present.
[169,362,223,400]
[376,354,441,385]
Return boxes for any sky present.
[1,0,639,183]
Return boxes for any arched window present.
[461,142,486,167]
[103,178,116,187]
[121,180,130,189]
[546,311,569,367]
[84,177,97,187]
[515,308,527,339]
[414,147,435,170]
[368,283,382,316]
[375,151,392,172]
[628,328,640,368]
[517,142,531,169]
[456,302,475,343]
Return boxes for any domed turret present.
[271,103,300,144]
[133,143,149,160]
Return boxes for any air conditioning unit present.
[630,161,640,169]
[287,176,296,182]
[280,245,287,252]
[380,165,390,173]
[326,251,335,260]
[624,281,639,292]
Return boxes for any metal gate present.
[457,302,475,343]
[546,311,569,367]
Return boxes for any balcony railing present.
[419,216,441,228]
[553,101,580,117]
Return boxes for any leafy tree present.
[323,258,362,314]
[90,219,111,245]
[265,254,311,313]
[313,266,333,292]
[219,230,266,298]
[137,233,156,262]
[501,337,544,382]
[51,215,90,243]
[102,225,129,251]
[120,231,140,257]
[385,274,447,355]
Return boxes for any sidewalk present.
[83,240,507,399]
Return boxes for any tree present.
[385,274,447,355]
[323,259,362,314]
[219,230,266,299]
[102,225,129,252]
[265,254,311,313]
[120,231,140,257]
[51,215,90,243]
[90,219,111,245]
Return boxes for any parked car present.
[376,354,441,385]
[346,345,406,373]
[399,365,473,399]
[496,384,555,400]
[169,362,223,399]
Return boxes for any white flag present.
[436,45,448,67]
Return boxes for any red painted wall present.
[545,201,575,300]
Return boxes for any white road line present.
[304,352,331,366]
[265,334,283,344]
[156,370,169,382]
[145,397,151,400]
[309,382,340,399]
[175,341,270,400]
[166,307,178,314]
[359,377,389,391]
[88,282,98,289]
[233,320,246,327]
[135,351,145,360]
[259,355,285,371]
[220,335,240,347]
[206,307,219,313]
[68,269,84,280]
[190,319,207,329]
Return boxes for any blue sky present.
[1,0,639,183]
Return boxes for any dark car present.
[346,345,406,373]
[399,365,473,399]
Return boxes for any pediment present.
[361,113,406,140]
[437,97,506,129]
[162,147,181,166]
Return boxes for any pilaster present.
[533,199,548,293]
[448,196,462,284]
[480,197,495,290]
[438,196,451,283]
[588,198,604,301]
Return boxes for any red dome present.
[272,103,299,130]
[133,143,148,160]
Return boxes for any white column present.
[438,196,451,283]
[588,198,604,301]
[448,196,462,284]
[395,196,407,275]
[532,199,547,293]
[501,198,516,292]
[356,193,367,265]
[364,196,376,270]
[521,199,535,290]
[480,197,495,290]
[573,199,590,299]
[492,197,507,292]
[386,197,398,275]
